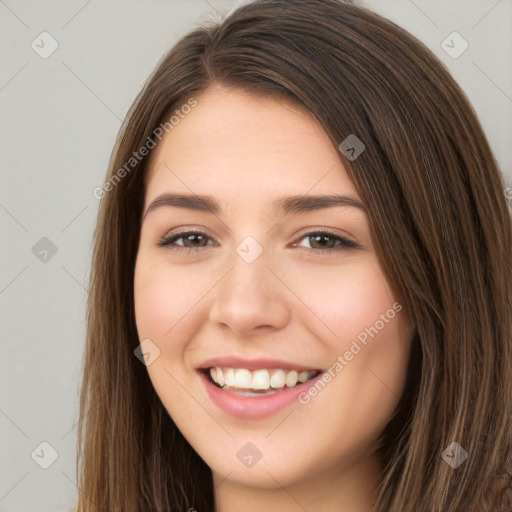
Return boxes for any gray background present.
[0,1,511,510]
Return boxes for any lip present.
[197,356,321,372]
[198,368,324,420]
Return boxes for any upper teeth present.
[209,367,317,390]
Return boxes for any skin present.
[134,85,416,511]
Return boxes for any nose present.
[208,245,291,336]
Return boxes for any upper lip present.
[196,356,321,372]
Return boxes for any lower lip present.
[198,370,324,420]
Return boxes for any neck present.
[213,452,381,512]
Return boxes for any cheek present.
[293,256,411,399]
[134,259,170,337]
[293,257,396,342]
[133,254,206,338]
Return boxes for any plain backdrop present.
[0,1,511,510]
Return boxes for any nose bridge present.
[231,235,270,293]
[208,233,290,334]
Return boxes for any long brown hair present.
[74,1,512,510]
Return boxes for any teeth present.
[216,368,224,386]
[234,369,252,388]
[270,369,285,388]
[298,370,309,382]
[225,368,235,386]
[285,370,298,387]
[209,367,317,391]
[251,369,270,389]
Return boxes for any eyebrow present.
[143,193,367,219]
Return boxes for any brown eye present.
[295,231,359,254]
[158,229,359,255]
[158,231,214,251]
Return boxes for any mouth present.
[200,367,322,397]
[196,356,325,419]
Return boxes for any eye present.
[157,229,360,254]
[293,230,360,254]
[157,230,216,252]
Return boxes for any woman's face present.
[134,86,415,498]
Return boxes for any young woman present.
[74,1,512,510]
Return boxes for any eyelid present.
[293,226,360,245]
[157,226,362,253]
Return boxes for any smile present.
[198,363,324,419]
[208,367,319,394]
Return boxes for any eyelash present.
[157,229,360,255]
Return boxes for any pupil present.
[312,234,332,249]
[187,234,206,247]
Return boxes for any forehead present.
[144,86,361,209]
